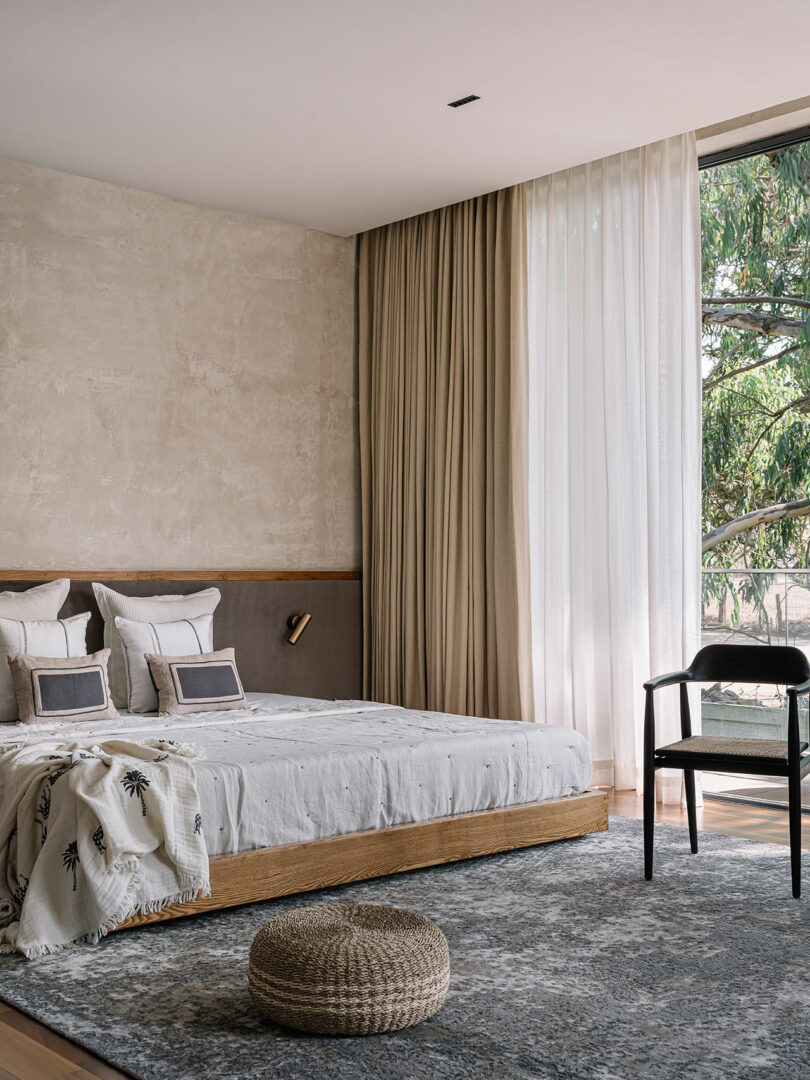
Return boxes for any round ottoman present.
[248,903,450,1036]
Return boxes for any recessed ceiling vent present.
[447,94,480,109]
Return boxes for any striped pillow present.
[114,614,214,713]
[92,583,221,709]
[0,613,90,722]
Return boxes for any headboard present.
[0,572,362,701]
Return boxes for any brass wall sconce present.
[287,612,312,645]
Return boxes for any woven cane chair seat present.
[249,903,450,1036]
[657,735,809,760]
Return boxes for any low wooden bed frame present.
[4,571,608,932]
[117,791,608,929]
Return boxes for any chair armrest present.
[791,679,810,697]
[643,671,691,692]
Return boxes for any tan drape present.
[358,186,531,721]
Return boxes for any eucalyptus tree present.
[701,140,810,569]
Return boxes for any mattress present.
[0,693,592,857]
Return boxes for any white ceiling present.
[1,1,810,236]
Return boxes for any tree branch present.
[703,498,810,552]
[703,344,801,392]
[717,386,773,413]
[738,393,810,475]
[702,306,805,338]
[762,393,810,424]
[702,296,810,311]
[702,338,750,384]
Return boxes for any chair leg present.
[644,754,655,880]
[684,769,698,854]
[788,766,802,899]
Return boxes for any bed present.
[0,572,608,930]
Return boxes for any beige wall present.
[0,158,358,570]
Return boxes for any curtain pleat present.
[358,187,529,721]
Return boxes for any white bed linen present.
[0,694,592,856]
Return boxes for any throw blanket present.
[0,738,210,958]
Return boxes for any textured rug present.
[1,817,808,1080]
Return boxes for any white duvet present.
[0,694,592,856]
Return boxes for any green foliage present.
[702,141,810,568]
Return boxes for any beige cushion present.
[0,579,69,620]
[145,648,247,715]
[0,613,90,722]
[92,583,221,709]
[7,649,119,724]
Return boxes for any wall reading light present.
[287,612,312,645]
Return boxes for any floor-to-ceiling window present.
[700,128,810,810]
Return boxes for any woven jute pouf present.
[248,903,450,1036]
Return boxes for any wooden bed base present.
[116,790,608,930]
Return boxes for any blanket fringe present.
[96,877,212,940]
[7,878,211,959]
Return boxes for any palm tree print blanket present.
[0,738,209,957]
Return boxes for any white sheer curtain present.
[524,133,702,802]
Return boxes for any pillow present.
[92,583,221,708]
[0,578,70,620]
[0,612,91,722]
[7,649,118,724]
[114,613,214,713]
[145,648,248,716]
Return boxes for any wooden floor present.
[0,1001,125,1080]
[2,791,808,1080]
[609,788,810,849]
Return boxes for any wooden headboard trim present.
[0,570,361,582]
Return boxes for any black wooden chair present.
[643,644,810,897]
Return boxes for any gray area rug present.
[1,816,808,1080]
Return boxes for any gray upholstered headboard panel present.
[0,573,362,701]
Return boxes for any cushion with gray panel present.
[145,648,247,716]
[6,649,119,724]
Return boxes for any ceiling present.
[1,1,810,236]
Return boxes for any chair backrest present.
[688,644,810,686]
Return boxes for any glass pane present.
[701,569,810,810]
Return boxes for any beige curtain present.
[358,186,531,721]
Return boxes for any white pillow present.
[0,578,70,620]
[0,612,90,722]
[92,583,221,708]
[114,613,214,713]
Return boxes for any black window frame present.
[699,124,810,171]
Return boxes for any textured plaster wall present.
[0,157,358,569]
